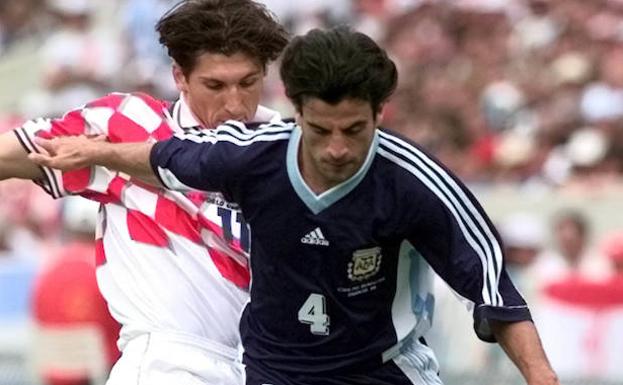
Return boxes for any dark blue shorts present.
[244,337,442,385]
[244,360,420,385]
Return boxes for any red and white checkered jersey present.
[14,92,281,351]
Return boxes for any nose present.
[326,133,349,161]
[224,88,246,121]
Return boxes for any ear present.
[172,63,188,94]
[375,103,387,124]
[294,111,302,126]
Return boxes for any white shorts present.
[106,331,243,385]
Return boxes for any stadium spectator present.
[0,0,45,55]
[602,230,623,276]
[19,0,123,118]
[535,229,623,380]
[0,199,39,384]
[31,196,120,385]
[118,0,177,98]
[498,212,546,300]
[536,209,609,282]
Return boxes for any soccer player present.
[0,1,288,384]
[29,27,560,385]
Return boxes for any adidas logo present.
[301,227,329,246]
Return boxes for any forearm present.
[491,320,559,385]
[90,142,160,186]
[0,132,44,180]
[28,137,162,187]
[28,134,217,191]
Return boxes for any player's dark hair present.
[157,0,289,76]
[280,26,398,115]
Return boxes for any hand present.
[28,135,108,171]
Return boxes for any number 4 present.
[297,293,330,335]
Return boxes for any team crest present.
[347,247,382,281]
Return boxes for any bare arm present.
[491,320,559,385]
[28,136,161,186]
[0,131,44,180]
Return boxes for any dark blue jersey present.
[150,120,531,374]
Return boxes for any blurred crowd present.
[4,0,623,187]
[365,0,623,192]
[1,0,623,383]
[431,207,623,381]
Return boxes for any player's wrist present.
[526,369,559,385]
[90,141,115,168]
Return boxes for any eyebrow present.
[307,120,367,131]
[199,71,263,83]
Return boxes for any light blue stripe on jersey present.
[377,131,502,307]
[390,241,435,345]
[286,126,380,215]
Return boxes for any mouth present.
[324,160,351,169]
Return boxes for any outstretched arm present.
[30,128,244,194]
[28,136,160,186]
[0,131,44,180]
[491,320,559,385]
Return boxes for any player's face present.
[173,51,264,128]
[297,97,380,192]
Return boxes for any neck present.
[298,149,332,195]
[181,92,208,128]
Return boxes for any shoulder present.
[85,92,169,113]
[80,92,172,142]
[182,119,295,146]
[221,119,295,136]
[375,127,464,193]
[375,127,437,173]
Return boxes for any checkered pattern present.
[15,92,253,349]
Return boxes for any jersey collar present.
[171,94,282,130]
[286,126,379,215]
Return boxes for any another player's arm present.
[0,131,44,180]
[149,134,232,192]
[28,136,160,186]
[491,320,558,385]
[28,133,232,193]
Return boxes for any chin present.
[326,172,353,185]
